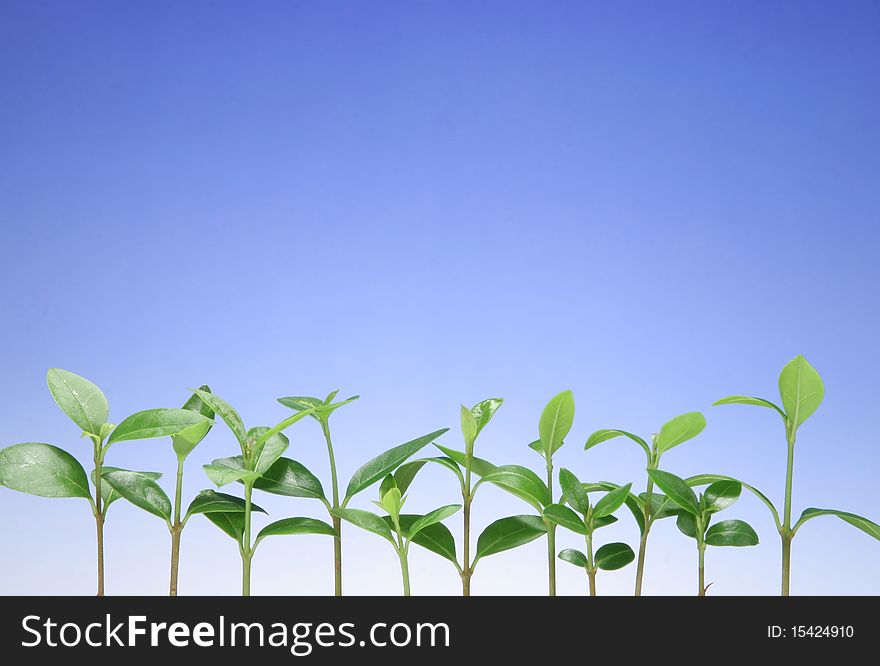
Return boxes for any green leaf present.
[96,467,162,510]
[584,429,651,459]
[107,408,212,447]
[474,515,547,564]
[253,409,314,449]
[461,405,478,452]
[46,369,109,437]
[712,395,787,422]
[639,492,682,520]
[543,503,586,534]
[586,481,646,534]
[593,515,619,529]
[478,465,551,511]
[386,515,459,565]
[344,428,449,501]
[646,469,699,515]
[394,457,463,495]
[205,512,246,541]
[190,388,248,449]
[408,504,461,540]
[375,486,404,519]
[595,542,636,571]
[173,385,215,459]
[778,355,824,430]
[527,439,547,458]
[538,390,575,458]
[686,473,781,531]
[434,444,496,476]
[793,508,880,540]
[558,548,588,568]
[185,489,265,520]
[253,457,325,500]
[277,394,358,421]
[705,519,759,547]
[248,427,289,475]
[204,458,261,487]
[471,398,503,438]
[592,483,633,519]
[676,511,698,539]
[0,442,91,499]
[332,508,396,545]
[655,412,706,455]
[703,480,741,513]
[378,473,397,499]
[255,517,336,547]
[559,467,590,515]
[101,469,172,522]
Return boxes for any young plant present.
[714,354,880,595]
[585,411,706,595]
[647,469,758,595]
[0,369,213,595]
[276,391,358,596]
[99,386,227,595]
[545,468,635,595]
[333,475,460,595]
[194,388,336,596]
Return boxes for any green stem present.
[585,528,596,597]
[169,458,184,596]
[242,483,253,596]
[698,541,706,596]
[546,458,556,597]
[462,457,473,596]
[634,472,655,596]
[781,429,796,596]
[93,444,105,597]
[321,421,343,596]
[393,523,410,596]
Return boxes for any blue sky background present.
[1,1,878,595]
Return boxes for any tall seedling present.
[276,391,358,596]
[585,411,706,595]
[648,470,758,595]
[714,355,880,595]
[0,369,212,595]
[194,388,336,595]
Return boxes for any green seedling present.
[194,388,336,596]
[99,386,235,595]
[648,469,758,595]
[714,354,880,595]
[544,468,635,595]
[333,475,460,595]
[276,391,358,596]
[0,369,212,595]
[585,411,706,595]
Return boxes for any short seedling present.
[194,388,337,595]
[333,474,460,595]
[545,468,635,595]
[585,411,706,595]
[0,369,213,595]
[714,355,880,595]
[648,469,758,595]
[276,391,358,596]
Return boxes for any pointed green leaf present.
[248,426,289,475]
[558,468,589,515]
[639,492,682,521]
[205,511,246,541]
[705,519,759,547]
[344,428,449,502]
[408,504,461,540]
[558,548,588,568]
[46,369,109,437]
[471,398,503,438]
[94,467,162,510]
[332,508,396,545]
[474,515,547,564]
[543,503,586,534]
[434,444,496,476]
[778,355,824,429]
[703,480,741,513]
[461,405,478,452]
[586,481,646,534]
[655,412,706,455]
[478,465,551,511]
[185,489,265,520]
[107,408,212,447]
[190,388,247,448]
[204,458,261,487]
[595,542,635,570]
[394,457,463,495]
[173,385,215,459]
[676,511,698,539]
[0,442,91,499]
[255,517,336,547]
[539,390,575,457]
[101,469,172,521]
[253,457,325,500]
[793,508,880,540]
[686,473,781,531]
[584,429,651,459]
[254,409,314,449]
[593,483,633,519]
[386,515,459,565]
[712,395,787,422]
[646,469,699,515]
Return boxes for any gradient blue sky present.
[1,1,878,595]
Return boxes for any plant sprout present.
[647,469,758,595]
[713,355,880,595]
[0,369,212,595]
[333,475,460,595]
[585,411,706,595]
[544,468,635,595]
[276,391,358,596]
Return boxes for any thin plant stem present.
[93,442,105,597]
[545,458,556,597]
[634,472,655,596]
[321,421,343,596]
[169,458,185,596]
[242,483,253,596]
[462,455,473,596]
[585,529,596,597]
[781,428,796,596]
[698,541,706,596]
